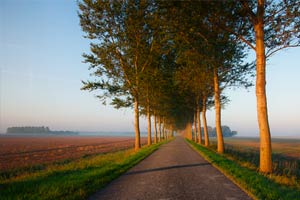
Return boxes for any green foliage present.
[79,0,162,107]
[0,141,168,200]
[78,1,256,131]
[158,1,254,129]
[187,139,300,200]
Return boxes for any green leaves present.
[79,0,288,131]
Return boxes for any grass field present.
[219,137,300,159]
[0,138,168,200]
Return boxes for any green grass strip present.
[0,140,170,200]
[186,139,300,200]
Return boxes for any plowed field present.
[0,136,146,171]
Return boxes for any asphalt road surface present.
[89,136,252,200]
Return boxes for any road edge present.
[185,139,257,200]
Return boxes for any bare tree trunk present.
[185,122,192,140]
[147,103,151,146]
[134,97,141,151]
[194,111,198,142]
[214,68,224,153]
[154,115,158,144]
[162,118,165,140]
[166,128,168,140]
[158,116,162,142]
[255,0,272,173]
[202,96,209,146]
[197,104,202,144]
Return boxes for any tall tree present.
[170,1,252,153]
[79,0,160,151]
[211,0,300,172]
[208,16,253,153]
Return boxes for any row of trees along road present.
[79,0,300,173]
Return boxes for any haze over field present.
[1,0,300,137]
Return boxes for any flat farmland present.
[0,136,146,171]
[209,137,300,186]
[221,137,300,159]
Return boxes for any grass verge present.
[186,139,300,200]
[0,140,170,200]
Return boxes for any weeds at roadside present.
[208,141,300,188]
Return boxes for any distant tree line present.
[207,126,237,138]
[6,126,78,135]
[7,126,50,134]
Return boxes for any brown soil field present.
[0,136,147,171]
[220,137,300,159]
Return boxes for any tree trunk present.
[255,0,272,173]
[194,111,197,142]
[158,116,162,142]
[166,128,168,140]
[202,96,209,146]
[134,97,141,151]
[162,118,165,140]
[214,68,224,153]
[147,103,151,146]
[185,122,192,140]
[154,115,158,144]
[197,104,202,144]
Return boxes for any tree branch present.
[239,0,257,24]
[221,25,256,50]
[266,44,300,57]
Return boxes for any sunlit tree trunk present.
[214,68,224,153]
[197,103,202,144]
[134,97,141,151]
[202,96,209,146]
[147,102,152,146]
[185,122,192,140]
[154,115,158,144]
[255,0,272,173]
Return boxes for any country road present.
[89,136,252,200]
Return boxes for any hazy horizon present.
[1,0,299,138]
[1,127,300,139]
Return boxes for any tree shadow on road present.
[125,163,210,176]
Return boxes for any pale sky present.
[1,0,300,137]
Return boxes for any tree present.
[79,0,160,151]
[162,1,252,153]
[211,0,300,173]
[160,0,211,143]
[211,40,250,153]
[244,0,299,173]
[202,95,212,146]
